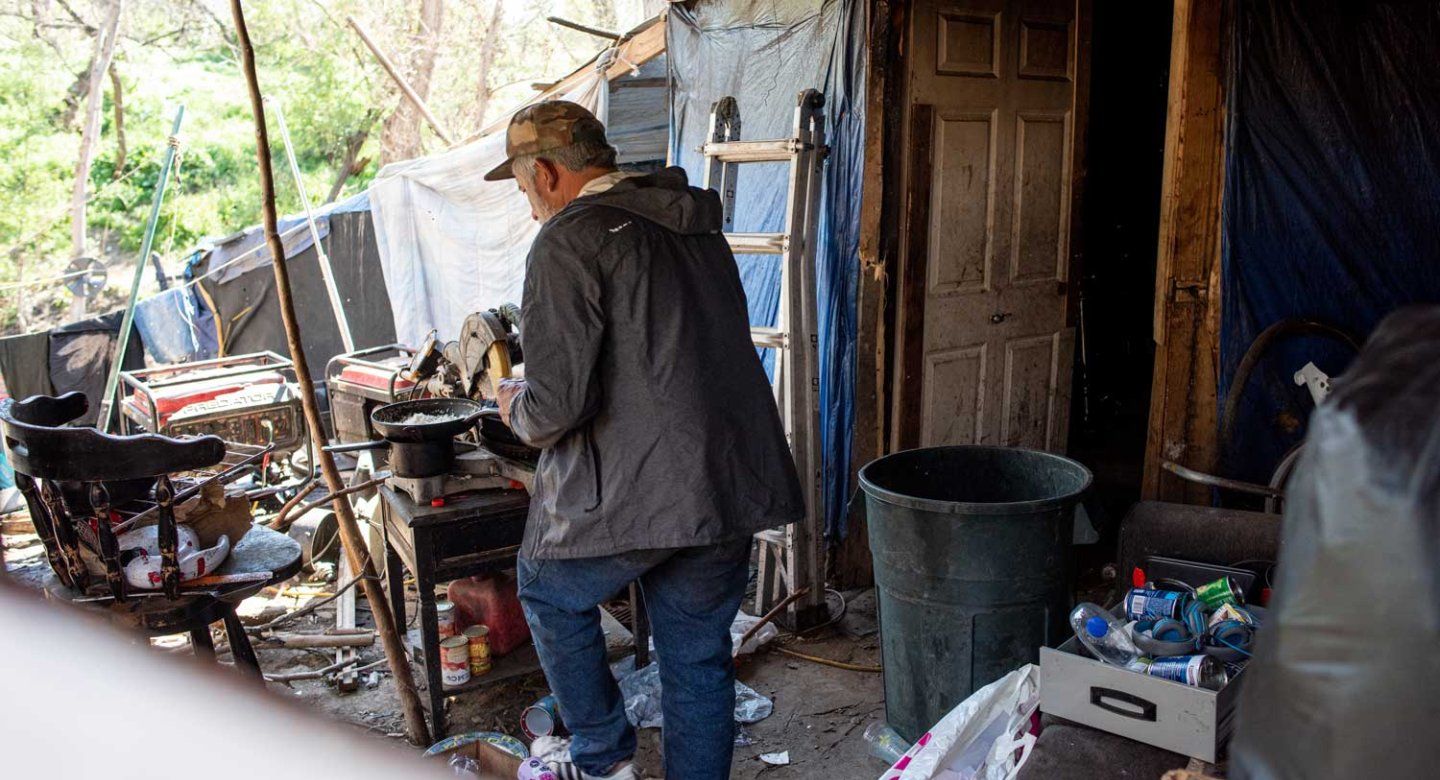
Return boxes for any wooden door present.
[894,0,1083,452]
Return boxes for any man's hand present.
[496,378,527,427]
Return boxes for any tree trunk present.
[379,0,445,164]
[326,110,380,203]
[470,0,504,130]
[109,62,126,177]
[70,0,125,258]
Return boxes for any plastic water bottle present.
[1070,602,1141,667]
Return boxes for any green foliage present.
[0,0,645,334]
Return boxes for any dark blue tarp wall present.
[1220,0,1440,483]
[667,0,866,539]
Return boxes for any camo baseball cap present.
[483,100,610,181]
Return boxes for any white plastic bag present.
[878,664,1040,780]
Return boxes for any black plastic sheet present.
[1231,306,1440,779]
[1219,0,1440,484]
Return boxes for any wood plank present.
[835,0,908,588]
[1141,0,1228,502]
[472,14,667,140]
[894,103,936,452]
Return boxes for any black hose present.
[1217,318,1360,476]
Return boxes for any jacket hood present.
[574,167,723,236]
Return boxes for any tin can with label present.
[464,624,492,676]
[1123,588,1188,621]
[435,600,457,639]
[440,635,470,687]
[1195,576,1243,609]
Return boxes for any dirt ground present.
[4,529,890,779]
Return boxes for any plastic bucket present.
[860,446,1091,742]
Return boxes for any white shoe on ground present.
[530,736,637,780]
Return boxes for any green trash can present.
[859,446,1091,742]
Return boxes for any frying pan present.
[370,398,488,442]
[324,398,487,479]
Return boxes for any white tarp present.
[367,71,610,345]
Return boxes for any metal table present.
[379,485,649,738]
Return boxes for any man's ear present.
[535,158,560,192]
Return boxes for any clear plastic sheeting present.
[1219,0,1440,483]
[667,0,867,539]
[367,74,608,345]
[1230,307,1440,780]
[617,660,773,729]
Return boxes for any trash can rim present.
[857,445,1092,515]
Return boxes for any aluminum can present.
[1123,587,1187,621]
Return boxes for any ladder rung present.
[703,139,799,163]
[726,232,788,254]
[751,326,787,349]
[755,529,788,546]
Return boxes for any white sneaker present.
[530,736,637,780]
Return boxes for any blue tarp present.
[1220,0,1440,483]
[668,0,866,539]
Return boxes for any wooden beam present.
[834,0,907,589]
[473,14,667,141]
[346,15,455,146]
[1141,0,1228,502]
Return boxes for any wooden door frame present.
[1140,0,1228,503]
[835,0,1093,586]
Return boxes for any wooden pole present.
[229,0,430,747]
[345,15,455,146]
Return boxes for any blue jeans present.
[518,538,751,780]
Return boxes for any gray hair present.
[513,140,618,181]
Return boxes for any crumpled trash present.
[617,661,773,729]
[760,752,790,766]
[731,610,780,656]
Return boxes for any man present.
[488,101,803,780]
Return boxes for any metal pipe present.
[267,96,356,353]
[1161,460,1284,499]
[98,106,184,433]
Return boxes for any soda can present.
[1195,576,1243,609]
[1136,654,1228,690]
[1123,588,1187,621]
[1207,602,1253,628]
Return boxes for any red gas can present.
[447,573,531,657]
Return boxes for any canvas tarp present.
[366,72,609,345]
[667,0,866,538]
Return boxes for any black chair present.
[0,392,302,677]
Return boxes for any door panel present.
[929,112,997,294]
[898,0,1080,453]
[922,345,987,446]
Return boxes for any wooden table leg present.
[386,540,407,646]
[222,608,264,681]
[630,582,650,669]
[190,622,216,663]
[415,529,446,739]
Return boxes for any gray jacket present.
[508,167,804,559]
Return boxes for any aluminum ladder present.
[702,89,828,629]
